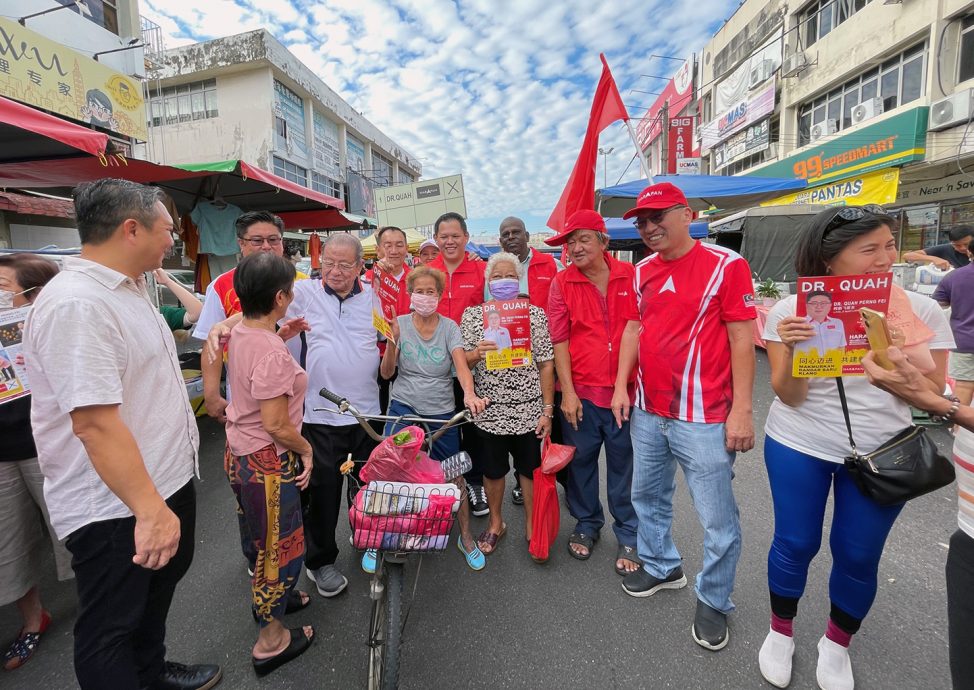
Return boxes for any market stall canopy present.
[277,209,371,231]
[596,174,808,216]
[0,157,344,215]
[0,191,75,219]
[0,95,109,162]
[361,227,429,258]
[605,217,709,241]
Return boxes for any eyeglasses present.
[806,299,832,307]
[824,205,887,235]
[321,260,358,273]
[240,235,282,247]
[633,205,684,229]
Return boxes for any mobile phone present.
[860,307,894,370]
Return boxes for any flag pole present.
[624,119,654,184]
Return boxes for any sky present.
[140,0,739,237]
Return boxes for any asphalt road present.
[2,351,958,689]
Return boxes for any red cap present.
[622,182,688,219]
[544,209,606,246]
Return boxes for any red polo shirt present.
[525,248,559,310]
[547,253,639,407]
[428,253,485,324]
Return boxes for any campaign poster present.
[483,299,532,370]
[792,273,892,377]
[0,307,31,404]
[370,265,401,341]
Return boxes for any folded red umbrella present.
[529,468,559,562]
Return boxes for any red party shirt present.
[428,254,486,324]
[634,241,756,423]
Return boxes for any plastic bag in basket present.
[359,425,445,484]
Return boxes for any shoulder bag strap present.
[834,376,859,456]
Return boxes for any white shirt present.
[763,292,954,463]
[794,315,846,355]
[285,278,380,426]
[192,273,230,340]
[24,257,199,538]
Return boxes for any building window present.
[397,169,414,185]
[311,172,343,199]
[61,0,119,35]
[273,80,307,158]
[312,111,342,181]
[148,79,218,127]
[372,153,393,187]
[800,0,870,47]
[346,135,366,172]
[797,42,926,146]
[961,15,974,83]
[273,156,307,186]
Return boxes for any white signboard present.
[375,174,467,230]
[676,157,701,175]
[700,77,776,152]
[896,170,974,205]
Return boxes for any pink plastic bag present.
[360,426,445,484]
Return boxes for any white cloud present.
[142,0,738,227]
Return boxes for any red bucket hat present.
[544,209,606,246]
[622,182,689,220]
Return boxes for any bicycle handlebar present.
[319,386,347,408]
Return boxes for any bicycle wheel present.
[368,561,404,690]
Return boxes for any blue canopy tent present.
[596,174,807,216]
[605,217,709,241]
[466,240,494,258]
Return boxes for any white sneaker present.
[816,636,854,690]
[759,628,795,688]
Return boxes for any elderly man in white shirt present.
[23,179,221,690]
[285,233,381,598]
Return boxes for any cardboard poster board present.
[0,307,31,404]
[371,266,402,341]
[483,299,532,370]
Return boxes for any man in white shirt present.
[795,291,847,357]
[286,233,381,598]
[24,179,221,690]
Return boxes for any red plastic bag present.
[541,436,575,475]
[360,426,445,484]
[529,468,559,562]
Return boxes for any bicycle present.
[315,386,474,690]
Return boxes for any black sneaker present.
[469,484,489,516]
[621,565,687,598]
[511,485,524,505]
[149,661,222,690]
[692,599,729,651]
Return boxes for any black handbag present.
[835,377,955,506]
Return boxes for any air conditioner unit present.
[810,119,838,142]
[749,59,775,88]
[851,98,884,125]
[929,89,974,131]
[782,51,808,78]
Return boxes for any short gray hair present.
[323,232,363,262]
[486,251,523,279]
[73,178,164,245]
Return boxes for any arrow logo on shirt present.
[660,276,676,294]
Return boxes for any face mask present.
[410,292,439,316]
[0,287,33,310]
[488,278,520,301]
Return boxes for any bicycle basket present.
[350,481,460,553]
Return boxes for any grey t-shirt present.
[390,314,463,414]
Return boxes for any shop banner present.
[762,169,899,207]
[0,306,30,405]
[896,169,974,205]
[0,17,147,140]
[713,119,770,171]
[700,77,775,152]
[713,35,783,113]
[370,265,401,341]
[635,57,694,150]
[677,157,701,175]
[667,117,694,173]
[483,299,532,370]
[750,107,928,185]
[791,273,892,378]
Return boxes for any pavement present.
[1,351,958,689]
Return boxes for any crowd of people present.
[1,176,972,690]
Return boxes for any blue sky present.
[142,0,738,237]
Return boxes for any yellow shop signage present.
[0,17,146,140]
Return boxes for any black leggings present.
[947,528,974,687]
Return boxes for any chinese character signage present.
[483,299,532,371]
[713,119,770,171]
[0,17,147,140]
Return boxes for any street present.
[2,351,957,689]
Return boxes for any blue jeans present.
[764,435,904,621]
[560,399,638,547]
[630,408,741,613]
[384,399,459,461]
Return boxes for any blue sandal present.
[456,535,485,571]
[361,549,377,574]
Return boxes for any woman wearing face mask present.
[460,252,555,556]
[758,207,954,690]
[379,265,489,571]
[0,253,72,671]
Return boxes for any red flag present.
[546,54,629,232]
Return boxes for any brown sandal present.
[476,524,507,554]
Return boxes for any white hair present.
[323,232,363,261]
[485,251,523,279]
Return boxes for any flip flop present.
[457,534,486,571]
[252,626,315,677]
[476,524,507,555]
[614,544,643,576]
[568,532,595,560]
